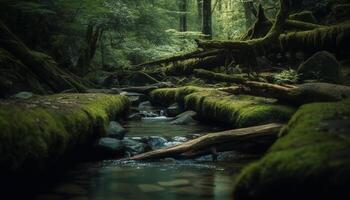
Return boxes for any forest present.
[0,0,350,199]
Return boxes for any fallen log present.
[193,69,246,84]
[130,123,283,160]
[164,54,226,75]
[135,49,224,68]
[219,81,350,105]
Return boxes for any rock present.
[128,113,143,121]
[106,121,126,140]
[170,115,197,125]
[120,92,147,106]
[164,141,182,147]
[13,91,34,99]
[233,98,350,200]
[174,110,197,120]
[172,136,188,143]
[122,139,147,156]
[297,51,342,83]
[138,101,155,111]
[147,136,168,150]
[95,138,124,154]
[138,184,164,192]
[158,179,190,187]
[140,110,158,118]
[166,103,183,117]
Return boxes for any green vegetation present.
[233,98,350,200]
[273,69,299,84]
[0,93,129,173]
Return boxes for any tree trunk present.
[76,23,103,76]
[202,0,212,39]
[179,0,188,32]
[243,1,255,30]
[129,123,283,160]
[197,0,203,29]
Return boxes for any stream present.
[26,107,254,200]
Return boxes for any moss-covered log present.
[233,98,350,200]
[0,93,129,174]
[193,69,246,84]
[136,49,224,68]
[224,81,350,105]
[280,23,350,53]
[164,55,226,76]
[150,86,296,128]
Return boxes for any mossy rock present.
[0,93,129,173]
[298,51,342,83]
[233,98,350,200]
[150,87,296,128]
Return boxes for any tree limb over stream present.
[129,123,283,160]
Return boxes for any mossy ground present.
[150,86,296,128]
[0,93,129,173]
[233,98,350,200]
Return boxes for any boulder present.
[122,139,148,156]
[138,101,155,111]
[128,112,143,121]
[297,51,342,83]
[170,115,198,125]
[166,103,183,117]
[95,138,124,155]
[233,98,350,200]
[174,111,197,120]
[106,121,126,140]
[120,92,147,106]
[147,136,168,150]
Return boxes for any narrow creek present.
[29,106,255,200]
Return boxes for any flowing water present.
[25,115,252,200]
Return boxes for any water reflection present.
[33,160,246,200]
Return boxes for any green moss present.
[0,93,129,173]
[280,23,350,53]
[233,98,350,200]
[150,87,296,128]
[150,86,204,107]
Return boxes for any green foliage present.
[273,69,299,84]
